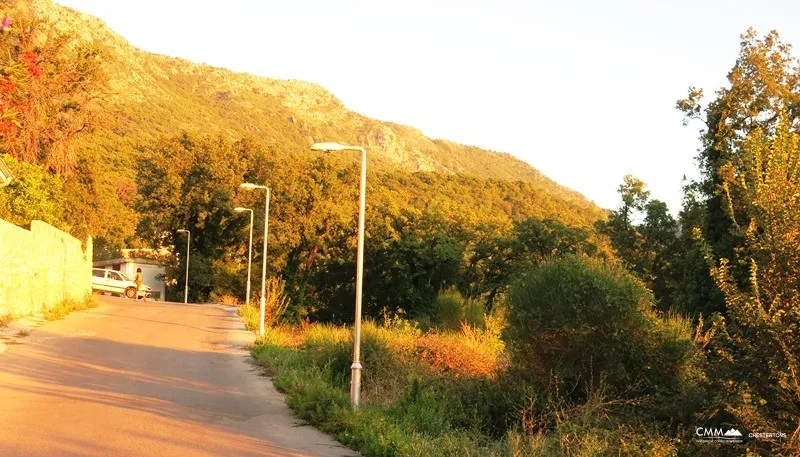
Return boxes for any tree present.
[136,133,248,302]
[466,217,596,310]
[701,115,800,454]
[596,176,680,310]
[677,29,800,303]
[0,13,106,174]
[671,183,724,316]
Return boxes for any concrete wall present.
[0,219,92,317]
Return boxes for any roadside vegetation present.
[42,295,99,321]
[252,257,698,456]
[0,294,98,328]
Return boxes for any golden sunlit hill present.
[4,0,605,248]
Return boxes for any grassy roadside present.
[43,294,99,321]
[250,323,683,457]
[245,261,705,456]
[252,342,489,457]
[1,294,99,327]
[249,321,543,457]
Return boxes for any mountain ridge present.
[34,0,589,192]
[5,0,605,246]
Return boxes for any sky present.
[55,0,800,212]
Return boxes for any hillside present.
[5,0,605,247]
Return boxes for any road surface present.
[0,296,357,457]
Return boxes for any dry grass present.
[263,317,506,383]
[0,313,14,327]
[416,325,506,379]
[43,295,99,321]
[255,324,301,347]
[237,277,290,332]
[214,294,240,305]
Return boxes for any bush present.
[430,288,485,331]
[0,155,67,231]
[506,256,696,401]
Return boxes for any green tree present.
[701,115,800,454]
[596,176,680,310]
[677,29,800,310]
[466,217,596,310]
[136,133,248,302]
[0,153,65,229]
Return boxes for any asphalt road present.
[0,296,358,457]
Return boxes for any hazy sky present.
[55,0,800,212]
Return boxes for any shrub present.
[506,256,696,401]
[430,287,485,331]
[264,276,290,326]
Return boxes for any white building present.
[93,250,166,300]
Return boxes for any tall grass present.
[237,277,290,332]
[251,299,690,456]
[430,287,485,331]
[0,312,14,327]
[251,317,515,457]
[42,294,99,321]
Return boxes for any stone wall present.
[0,219,92,317]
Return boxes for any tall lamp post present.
[311,142,367,409]
[234,207,254,306]
[0,156,12,188]
[240,183,270,336]
[176,229,190,304]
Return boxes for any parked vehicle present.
[91,268,151,299]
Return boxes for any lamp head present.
[240,183,257,190]
[310,142,345,152]
[177,229,189,234]
[234,207,250,212]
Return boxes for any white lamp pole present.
[311,142,367,409]
[0,156,12,188]
[234,207,254,306]
[240,183,270,336]
[177,229,190,304]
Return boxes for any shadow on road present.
[0,299,351,457]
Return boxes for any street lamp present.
[311,141,367,409]
[240,183,270,336]
[0,156,12,188]
[176,229,190,304]
[234,207,254,307]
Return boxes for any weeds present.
[237,277,289,332]
[14,329,30,338]
[43,295,98,321]
[0,313,13,327]
[252,312,688,457]
[237,302,261,331]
